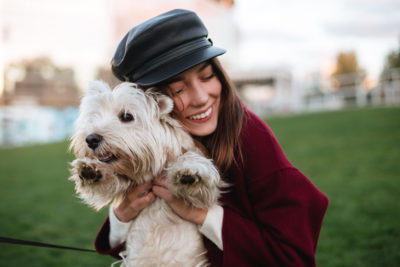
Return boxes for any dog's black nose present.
[86,133,103,150]
[180,175,196,185]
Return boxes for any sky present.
[1,0,399,89]
[0,0,113,91]
[234,0,400,80]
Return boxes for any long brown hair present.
[149,58,245,174]
[204,58,244,173]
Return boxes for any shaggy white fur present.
[69,81,224,267]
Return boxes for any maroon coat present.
[94,109,328,266]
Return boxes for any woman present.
[95,9,328,266]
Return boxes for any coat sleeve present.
[94,216,126,259]
[221,168,328,266]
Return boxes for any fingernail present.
[139,189,152,197]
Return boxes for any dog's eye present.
[119,112,135,122]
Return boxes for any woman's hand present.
[152,175,207,225]
[113,182,156,222]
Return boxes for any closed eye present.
[174,88,183,95]
[203,73,215,80]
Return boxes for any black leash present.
[0,236,96,253]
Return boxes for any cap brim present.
[135,46,226,87]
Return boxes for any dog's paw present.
[79,163,102,182]
[166,151,222,208]
[69,158,132,211]
[70,158,105,184]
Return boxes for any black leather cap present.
[111,9,226,86]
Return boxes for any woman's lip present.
[187,106,213,122]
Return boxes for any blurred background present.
[1,0,399,146]
[0,0,399,266]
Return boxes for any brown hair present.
[204,58,244,173]
[148,58,245,174]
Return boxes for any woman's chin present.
[184,119,218,137]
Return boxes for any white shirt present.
[108,204,224,250]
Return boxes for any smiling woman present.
[94,8,328,267]
[162,61,222,137]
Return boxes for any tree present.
[381,45,400,81]
[333,51,364,76]
[331,51,366,104]
[383,46,400,70]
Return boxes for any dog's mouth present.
[97,152,117,163]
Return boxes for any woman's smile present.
[187,106,213,121]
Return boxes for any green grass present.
[0,106,399,266]
[266,107,400,266]
[0,143,115,266]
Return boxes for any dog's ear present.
[146,88,174,116]
[86,80,111,96]
[156,94,174,116]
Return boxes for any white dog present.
[69,81,223,267]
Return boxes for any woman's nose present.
[189,82,208,107]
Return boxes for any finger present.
[138,188,153,198]
[135,182,153,191]
[152,185,174,202]
[135,192,156,209]
[115,191,156,222]
[126,183,153,199]
[127,182,152,193]
[153,176,167,187]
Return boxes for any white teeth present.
[189,107,212,120]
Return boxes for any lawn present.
[0,143,115,266]
[0,106,399,266]
[266,106,400,266]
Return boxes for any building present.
[230,68,293,114]
[1,57,80,107]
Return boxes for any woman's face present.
[166,62,222,137]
